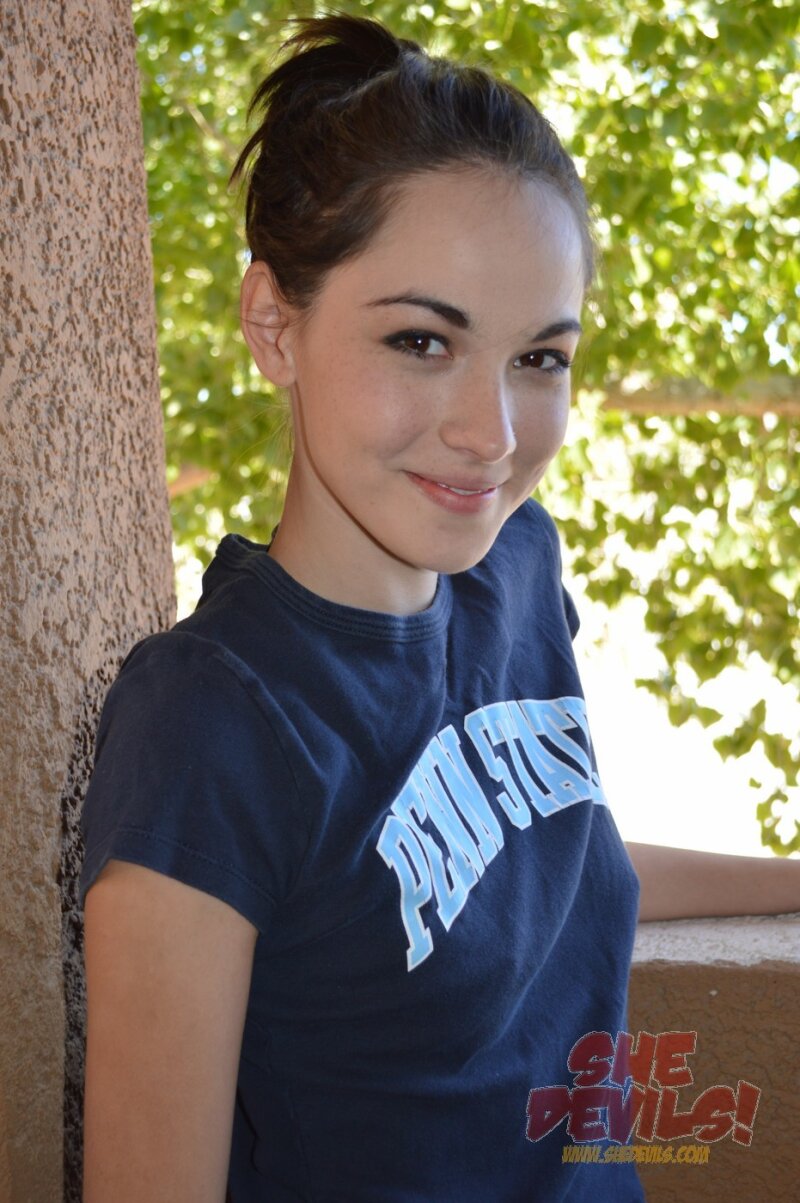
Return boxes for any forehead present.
[324,167,586,329]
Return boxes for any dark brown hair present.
[229,10,597,320]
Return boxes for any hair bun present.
[282,11,423,73]
[260,12,425,123]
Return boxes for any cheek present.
[357,383,428,456]
[518,392,571,459]
[308,382,422,474]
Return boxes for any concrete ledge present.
[632,911,800,967]
[627,913,800,1202]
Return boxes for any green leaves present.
[542,394,799,850]
[630,18,666,63]
[756,789,800,857]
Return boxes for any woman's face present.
[245,167,586,613]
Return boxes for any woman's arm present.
[624,841,800,922]
[83,859,258,1203]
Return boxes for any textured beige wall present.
[0,3,176,1201]
[629,916,800,1202]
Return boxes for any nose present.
[438,372,517,463]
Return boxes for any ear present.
[239,260,298,387]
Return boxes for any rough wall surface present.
[628,916,800,1202]
[0,3,176,1200]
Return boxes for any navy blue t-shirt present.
[79,497,644,1202]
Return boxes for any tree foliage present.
[132,0,800,852]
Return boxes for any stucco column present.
[0,3,175,1200]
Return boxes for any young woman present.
[80,12,800,1202]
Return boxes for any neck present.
[267,473,438,616]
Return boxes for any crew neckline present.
[213,532,453,642]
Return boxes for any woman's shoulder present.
[482,495,563,576]
[98,626,288,766]
[106,625,260,710]
[459,495,577,637]
[506,494,560,544]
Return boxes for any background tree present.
[135,0,800,852]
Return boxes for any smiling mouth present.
[404,472,503,515]
[414,475,501,495]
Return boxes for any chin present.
[409,535,498,577]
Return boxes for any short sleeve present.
[79,630,307,934]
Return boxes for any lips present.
[404,471,503,515]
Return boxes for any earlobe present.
[239,260,297,387]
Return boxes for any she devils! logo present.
[525,1031,762,1147]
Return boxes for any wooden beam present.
[168,463,213,499]
[599,376,800,417]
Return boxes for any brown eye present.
[385,330,450,360]
[516,349,571,375]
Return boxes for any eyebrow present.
[362,292,583,342]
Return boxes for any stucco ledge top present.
[631,912,800,967]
